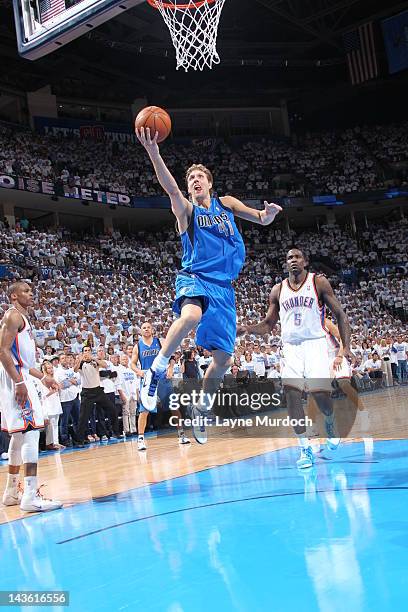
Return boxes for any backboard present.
[13,0,144,60]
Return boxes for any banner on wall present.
[382,10,408,75]
[0,174,131,206]
[33,116,138,143]
[2,172,408,211]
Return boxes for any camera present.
[99,370,118,379]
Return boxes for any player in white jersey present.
[238,249,353,469]
[0,282,63,512]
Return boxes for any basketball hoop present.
[147,0,227,71]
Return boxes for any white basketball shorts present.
[0,367,45,434]
[281,336,332,392]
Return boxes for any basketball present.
[134,106,172,143]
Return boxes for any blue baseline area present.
[1,439,408,612]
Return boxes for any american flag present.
[40,0,66,23]
[343,22,378,85]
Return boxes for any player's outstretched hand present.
[263,201,282,224]
[135,126,159,157]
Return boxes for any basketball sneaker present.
[137,436,147,451]
[20,485,62,513]
[2,482,23,506]
[141,368,163,412]
[296,446,315,469]
[190,405,208,444]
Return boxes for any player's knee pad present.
[21,429,40,464]
[8,432,24,466]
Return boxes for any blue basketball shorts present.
[173,272,236,355]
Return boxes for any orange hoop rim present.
[147,0,216,9]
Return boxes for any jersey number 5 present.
[294,313,302,327]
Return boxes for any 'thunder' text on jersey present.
[279,273,326,344]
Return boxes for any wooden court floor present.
[1,385,407,525]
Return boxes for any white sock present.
[138,435,144,440]
[151,352,170,374]
[298,436,310,449]
[6,474,19,491]
[23,476,38,497]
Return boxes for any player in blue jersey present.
[130,322,190,450]
[136,127,282,442]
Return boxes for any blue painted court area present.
[1,439,408,612]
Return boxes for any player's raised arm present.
[136,127,192,226]
[237,284,281,337]
[316,276,352,360]
[221,196,282,226]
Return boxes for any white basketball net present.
[151,0,227,71]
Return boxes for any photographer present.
[223,364,245,387]
[74,346,119,447]
[182,350,200,380]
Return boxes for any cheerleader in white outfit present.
[40,361,64,451]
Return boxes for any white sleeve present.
[40,382,49,419]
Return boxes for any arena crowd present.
[0,214,407,456]
[1,121,408,197]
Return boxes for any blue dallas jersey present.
[138,337,161,370]
[180,197,246,283]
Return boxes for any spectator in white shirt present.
[71,334,84,354]
[252,342,267,378]
[241,351,256,374]
[392,335,408,383]
[118,355,137,436]
[363,352,384,382]
[197,349,213,379]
